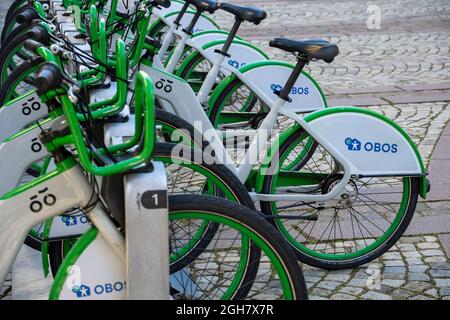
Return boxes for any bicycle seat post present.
[195,18,242,105]
[215,18,242,58]
[277,57,309,102]
[157,1,190,60]
[173,1,191,30]
[182,10,203,36]
[164,2,213,73]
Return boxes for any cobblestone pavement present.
[214,0,450,90]
[304,235,450,300]
[369,102,450,167]
[1,0,450,300]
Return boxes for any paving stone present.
[354,270,372,278]
[384,260,405,267]
[409,295,434,300]
[384,266,407,274]
[330,293,357,300]
[316,281,342,291]
[399,237,423,244]
[361,291,393,300]
[429,262,450,270]
[403,281,432,292]
[392,288,415,300]
[408,273,431,281]
[424,256,447,263]
[424,236,438,243]
[438,287,450,296]
[383,273,407,280]
[429,269,450,278]
[347,278,369,287]
[434,279,450,288]
[382,252,403,260]
[438,234,450,257]
[306,282,316,289]
[304,276,323,284]
[408,265,430,273]
[417,242,439,249]
[324,273,351,283]
[251,293,280,300]
[397,244,416,251]
[309,288,334,298]
[338,286,364,296]
[405,258,424,266]
[403,251,422,258]
[424,288,439,298]
[421,249,445,257]
[381,279,405,288]
[303,270,327,278]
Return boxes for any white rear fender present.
[304,107,425,177]
[210,61,327,113]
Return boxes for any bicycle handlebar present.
[23,39,43,55]
[30,37,156,176]
[26,24,50,45]
[16,7,40,24]
[36,61,156,176]
[34,62,63,95]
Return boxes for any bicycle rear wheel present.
[260,126,420,269]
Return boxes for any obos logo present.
[228,59,246,69]
[61,214,89,227]
[72,282,126,298]
[271,84,309,95]
[345,138,398,154]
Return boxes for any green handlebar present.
[55,71,155,176]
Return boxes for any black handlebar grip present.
[34,63,63,95]
[26,24,50,45]
[23,39,43,55]
[16,7,40,25]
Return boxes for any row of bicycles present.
[0,0,429,300]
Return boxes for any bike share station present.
[0,0,432,301]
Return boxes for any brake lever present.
[50,43,74,60]
[67,84,81,105]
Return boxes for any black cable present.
[51,33,130,84]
